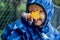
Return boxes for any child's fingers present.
[30,17,33,22]
[22,12,28,20]
[22,12,33,22]
[28,14,33,22]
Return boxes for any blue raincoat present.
[1,0,60,40]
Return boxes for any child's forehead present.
[28,4,41,8]
[28,4,43,11]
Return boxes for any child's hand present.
[22,12,33,22]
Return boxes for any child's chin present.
[35,23,41,26]
[34,21,42,25]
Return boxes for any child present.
[1,0,60,40]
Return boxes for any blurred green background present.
[0,0,60,40]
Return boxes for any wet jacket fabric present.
[1,0,60,40]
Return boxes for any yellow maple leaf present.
[31,11,40,20]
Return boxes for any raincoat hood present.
[26,0,54,20]
[26,0,54,32]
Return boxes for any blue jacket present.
[1,0,60,40]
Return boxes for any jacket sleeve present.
[49,23,60,40]
[1,20,26,40]
[1,25,12,40]
[1,22,14,40]
[54,28,60,40]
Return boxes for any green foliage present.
[53,0,60,6]
[0,1,6,11]
[17,3,26,12]
[8,3,14,11]
[0,1,5,8]
[0,0,17,29]
[0,30,2,40]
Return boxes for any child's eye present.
[39,10,44,13]
[28,11,32,13]
[40,11,43,12]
